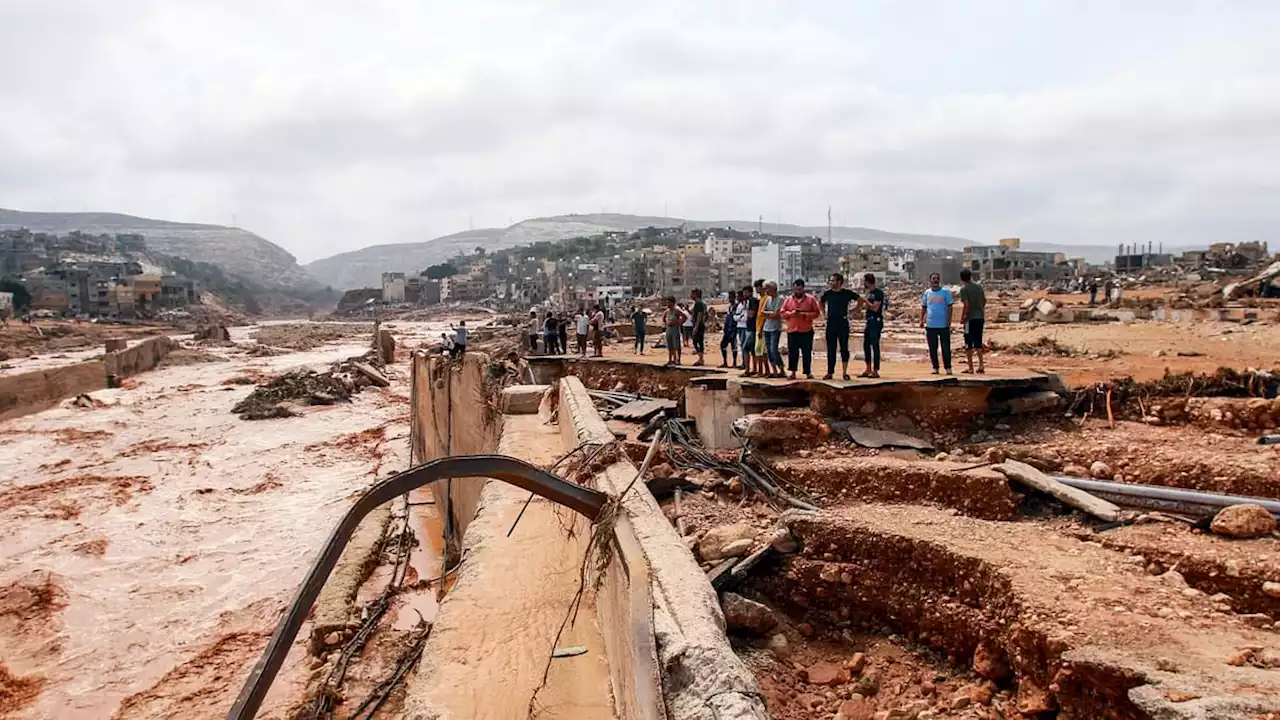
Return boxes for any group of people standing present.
[528,306,606,357]
[711,273,886,380]
[528,269,990,379]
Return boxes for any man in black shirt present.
[819,273,859,381]
[858,273,886,378]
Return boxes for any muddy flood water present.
[0,325,448,719]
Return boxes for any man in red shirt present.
[780,278,821,379]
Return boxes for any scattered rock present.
[323,631,342,647]
[956,682,993,706]
[805,661,850,686]
[720,593,777,635]
[698,523,756,561]
[972,640,1011,680]
[1062,464,1089,477]
[854,670,881,696]
[1089,461,1112,479]
[767,633,791,659]
[1017,680,1057,714]
[1263,581,1280,599]
[835,695,874,720]
[844,651,867,674]
[1210,504,1276,539]
[770,526,799,554]
[720,538,754,558]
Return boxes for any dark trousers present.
[926,327,952,370]
[825,320,850,375]
[634,328,645,351]
[544,333,558,355]
[863,320,882,370]
[787,330,814,375]
[720,328,737,361]
[559,330,568,354]
[528,334,539,353]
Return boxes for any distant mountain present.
[0,208,317,290]
[305,213,982,289]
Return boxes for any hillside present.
[0,208,317,290]
[307,214,985,289]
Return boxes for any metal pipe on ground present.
[1053,475,1280,517]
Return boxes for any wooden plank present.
[846,425,934,451]
[995,459,1122,522]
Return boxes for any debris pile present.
[990,336,1078,357]
[232,351,389,420]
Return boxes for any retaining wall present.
[0,335,175,422]
[560,376,768,720]
[409,351,500,541]
[407,353,665,719]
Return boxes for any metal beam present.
[227,455,608,720]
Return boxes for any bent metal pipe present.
[227,455,608,720]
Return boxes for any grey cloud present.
[1,1,1279,262]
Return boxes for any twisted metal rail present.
[227,455,609,720]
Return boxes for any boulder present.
[972,640,1011,680]
[767,633,791,658]
[720,593,777,634]
[1211,504,1277,539]
[1089,461,1112,479]
[719,538,754,558]
[698,522,756,561]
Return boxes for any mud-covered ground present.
[0,325,418,719]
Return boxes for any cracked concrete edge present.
[309,502,392,654]
[560,376,769,720]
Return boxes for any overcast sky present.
[2,1,1278,262]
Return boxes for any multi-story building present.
[963,238,1070,282]
[381,272,406,303]
[839,247,890,278]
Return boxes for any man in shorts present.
[958,269,987,374]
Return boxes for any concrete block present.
[500,384,548,414]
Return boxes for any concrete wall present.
[409,351,501,542]
[104,335,176,381]
[560,376,768,720]
[0,335,175,422]
[407,354,665,720]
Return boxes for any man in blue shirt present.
[918,272,954,375]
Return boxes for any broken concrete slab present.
[499,384,548,414]
[845,425,935,451]
[996,459,1123,522]
[350,361,389,388]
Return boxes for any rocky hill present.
[305,214,983,290]
[0,208,316,290]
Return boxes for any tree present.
[475,245,486,256]
[422,263,458,280]
[0,278,31,310]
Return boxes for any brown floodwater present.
[0,326,424,720]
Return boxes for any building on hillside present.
[381,272,406,303]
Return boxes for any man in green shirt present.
[958,269,987,374]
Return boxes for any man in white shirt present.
[575,311,589,356]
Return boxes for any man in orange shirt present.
[780,278,821,380]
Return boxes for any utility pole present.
[758,215,763,234]
[827,205,832,244]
